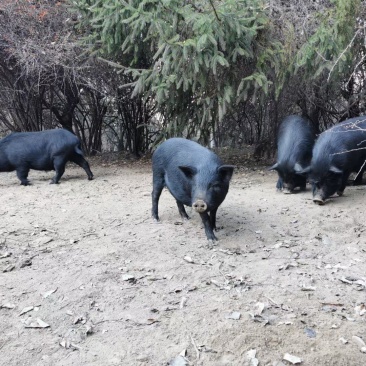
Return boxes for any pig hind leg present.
[69,152,94,180]
[16,166,30,185]
[176,200,189,219]
[152,171,165,221]
[51,156,67,184]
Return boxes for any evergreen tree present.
[72,0,280,142]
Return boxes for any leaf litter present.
[2,165,366,365]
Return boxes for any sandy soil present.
[1,159,366,366]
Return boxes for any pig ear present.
[218,165,234,183]
[268,163,279,171]
[179,166,197,178]
[294,163,303,172]
[295,164,311,175]
[329,165,343,174]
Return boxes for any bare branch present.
[208,0,221,22]
[327,29,362,82]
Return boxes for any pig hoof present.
[283,189,292,194]
[207,238,218,246]
[337,191,343,196]
[207,234,218,241]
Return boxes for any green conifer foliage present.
[72,0,279,140]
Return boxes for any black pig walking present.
[269,115,315,193]
[0,129,93,185]
[152,138,234,241]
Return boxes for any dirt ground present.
[1,158,366,366]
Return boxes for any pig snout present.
[313,193,325,205]
[192,199,207,213]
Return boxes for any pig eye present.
[210,182,222,190]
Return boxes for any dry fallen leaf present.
[34,236,53,245]
[74,315,86,325]
[122,274,135,281]
[59,339,81,350]
[146,318,160,325]
[20,259,32,268]
[42,288,58,299]
[19,306,34,316]
[273,362,286,366]
[352,335,366,353]
[24,318,50,328]
[355,304,366,316]
[183,256,194,263]
[179,297,187,309]
[283,353,302,364]
[210,279,223,287]
[226,312,241,320]
[246,349,259,366]
[254,302,266,316]
[248,313,269,325]
[3,264,15,273]
[300,285,316,291]
[339,277,354,285]
[61,322,94,345]
[168,355,188,366]
[279,262,298,271]
[60,339,71,349]
[354,279,366,290]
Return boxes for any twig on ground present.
[190,333,200,360]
